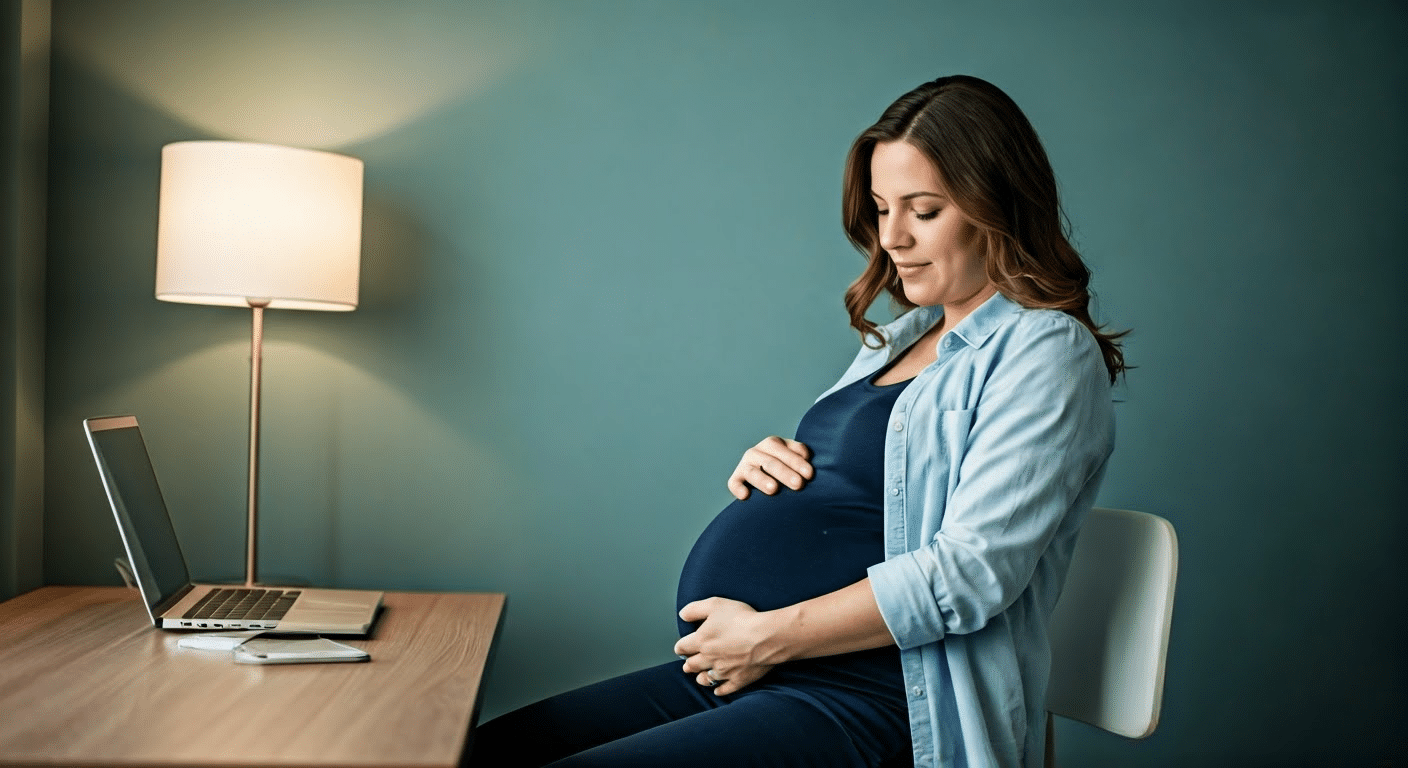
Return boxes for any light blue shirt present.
[819,292,1115,768]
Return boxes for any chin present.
[899,283,942,307]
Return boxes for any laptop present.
[83,415,383,635]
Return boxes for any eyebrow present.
[871,191,948,201]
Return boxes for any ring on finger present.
[706,669,723,685]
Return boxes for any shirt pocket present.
[935,407,976,503]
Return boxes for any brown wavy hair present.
[842,75,1127,384]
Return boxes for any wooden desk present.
[0,586,505,768]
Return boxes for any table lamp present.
[155,141,363,587]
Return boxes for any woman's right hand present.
[727,436,814,500]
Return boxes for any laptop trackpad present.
[278,589,382,634]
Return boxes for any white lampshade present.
[156,141,363,311]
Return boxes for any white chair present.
[1044,507,1178,767]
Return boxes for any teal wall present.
[2,0,46,604]
[42,1,1406,764]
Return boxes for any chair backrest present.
[1046,507,1178,740]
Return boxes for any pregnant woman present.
[466,74,1124,768]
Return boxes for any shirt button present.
[912,686,925,698]
[892,420,904,432]
[891,488,900,496]
[944,336,955,347]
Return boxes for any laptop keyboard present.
[181,588,301,622]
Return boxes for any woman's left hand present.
[673,597,780,696]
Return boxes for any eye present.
[915,210,939,221]
[876,209,889,217]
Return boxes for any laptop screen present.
[85,417,192,619]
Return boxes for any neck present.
[937,283,998,334]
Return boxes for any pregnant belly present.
[675,488,883,636]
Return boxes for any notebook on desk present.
[83,415,383,635]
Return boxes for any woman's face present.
[870,140,994,313]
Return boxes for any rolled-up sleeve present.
[868,312,1115,649]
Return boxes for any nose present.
[878,211,912,253]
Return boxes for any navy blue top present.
[677,367,910,694]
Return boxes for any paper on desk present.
[177,630,265,651]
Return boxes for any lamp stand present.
[245,299,270,587]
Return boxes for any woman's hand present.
[677,583,894,697]
[727,436,814,500]
[673,598,780,696]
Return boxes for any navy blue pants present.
[465,660,913,767]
